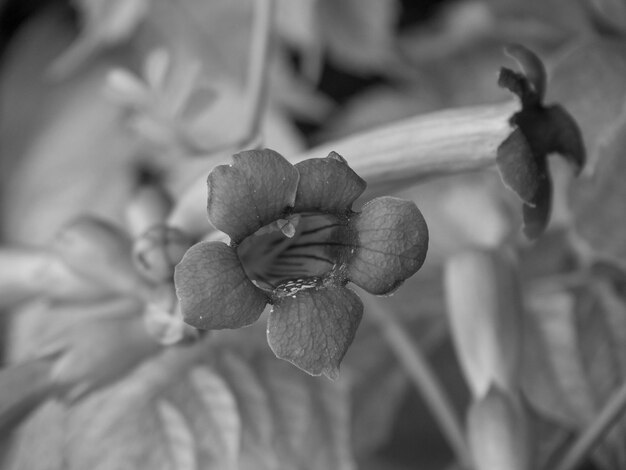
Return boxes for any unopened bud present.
[126,184,173,238]
[133,225,193,284]
[467,386,531,470]
[444,249,523,397]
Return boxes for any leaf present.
[52,216,148,296]
[589,0,626,33]
[548,40,626,172]
[343,315,409,457]
[255,355,356,470]
[570,109,626,265]
[189,367,241,470]
[0,248,106,308]
[444,249,523,398]
[0,358,57,436]
[317,0,403,75]
[58,345,209,470]
[45,302,162,401]
[521,291,596,428]
[156,400,197,470]
[267,284,364,379]
[215,353,278,470]
[521,284,626,469]
[1,55,139,244]
[50,0,150,76]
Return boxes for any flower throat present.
[236,212,350,290]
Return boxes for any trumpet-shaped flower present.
[174,149,428,378]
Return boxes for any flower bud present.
[125,184,173,238]
[467,386,531,470]
[143,285,198,344]
[133,225,193,284]
[444,248,523,397]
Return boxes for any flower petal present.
[294,152,366,213]
[504,44,546,102]
[496,128,541,205]
[267,283,363,379]
[348,197,428,295]
[208,149,299,243]
[522,174,552,240]
[174,241,268,329]
[544,104,586,175]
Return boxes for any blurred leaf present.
[44,300,162,401]
[588,0,626,34]
[188,367,241,470]
[522,291,595,428]
[343,312,409,457]
[317,0,403,76]
[215,353,278,470]
[521,283,626,469]
[570,110,626,265]
[6,341,357,470]
[156,400,197,470]
[483,0,593,42]
[51,0,149,76]
[256,356,356,470]
[0,357,56,436]
[1,59,138,244]
[0,248,107,308]
[275,0,319,53]
[60,345,209,470]
[444,249,524,398]
[548,40,626,172]
[52,216,148,297]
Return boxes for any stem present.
[367,298,472,468]
[553,380,626,470]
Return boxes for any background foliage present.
[1,0,626,469]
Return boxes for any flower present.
[496,44,585,239]
[174,149,429,378]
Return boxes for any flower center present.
[237,212,348,290]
